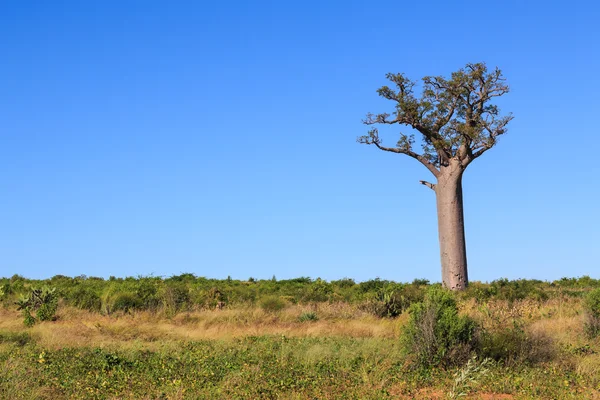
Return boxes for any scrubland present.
[1,274,600,399]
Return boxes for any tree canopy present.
[358,63,513,177]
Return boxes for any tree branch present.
[373,142,440,177]
[358,126,441,177]
[466,113,514,163]
[364,112,441,145]
[419,180,436,191]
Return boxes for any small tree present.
[359,63,513,290]
[15,286,58,326]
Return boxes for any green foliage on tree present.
[359,62,513,169]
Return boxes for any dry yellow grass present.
[576,353,600,387]
[0,303,401,350]
[458,296,600,387]
[461,297,582,323]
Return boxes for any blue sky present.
[1,1,598,282]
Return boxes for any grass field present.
[1,275,600,399]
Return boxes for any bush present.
[0,282,12,298]
[378,287,405,318]
[478,321,554,366]
[37,301,57,321]
[203,287,228,309]
[368,289,402,318]
[259,295,287,312]
[15,286,58,326]
[0,331,31,346]
[302,279,332,302]
[298,311,319,322]
[359,283,424,318]
[489,278,548,303]
[358,278,389,293]
[584,288,600,338]
[166,273,197,282]
[111,292,142,313]
[8,275,25,293]
[402,286,477,368]
[331,278,356,288]
[70,286,102,312]
[160,282,191,316]
[135,279,161,310]
[462,281,495,303]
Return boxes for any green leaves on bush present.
[70,287,102,312]
[447,356,493,399]
[477,320,553,366]
[111,292,143,313]
[302,278,333,302]
[15,286,58,326]
[0,283,11,298]
[402,286,477,368]
[259,295,287,312]
[298,311,319,322]
[361,283,425,318]
[0,331,31,346]
[135,279,161,309]
[160,282,190,315]
[584,288,600,338]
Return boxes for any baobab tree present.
[358,63,513,290]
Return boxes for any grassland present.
[1,275,600,399]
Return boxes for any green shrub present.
[259,295,287,312]
[15,286,58,326]
[202,287,228,309]
[402,286,477,368]
[358,278,389,293]
[302,279,332,302]
[478,321,554,366]
[37,302,57,321]
[0,331,31,346]
[166,273,197,283]
[135,279,161,310]
[584,288,600,338]
[411,278,430,286]
[331,278,356,288]
[359,283,424,318]
[70,286,102,312]
[374,289,404,318]
[462,281,495,303]
[378,287,404,318]
[8,276,25,293]
[298,311,319,322]
[160,282,190,315]
[397,284,425,311]
[0,282,12,298]
[555,276,600,289]
[489,278,548,303]
[111,292,142,313]
[447,356,493,399]
[22,309,36,327]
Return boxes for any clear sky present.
[1,1,598,282]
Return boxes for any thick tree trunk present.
[435,160,468,290]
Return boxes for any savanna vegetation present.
[1,274,600,399]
